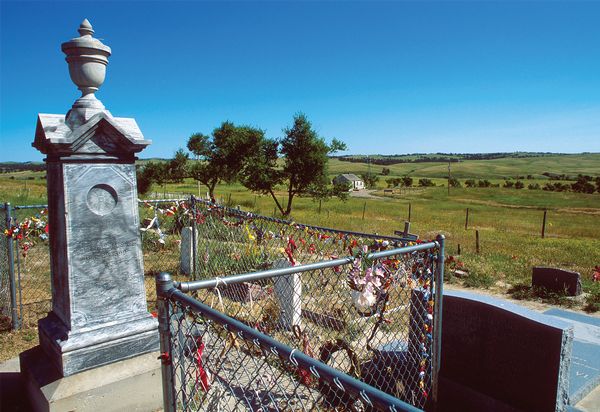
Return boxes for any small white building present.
[332,174,365,190]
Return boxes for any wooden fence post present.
[362,202,367,220]
[465,208,469,230]
[476,230,480,254]
[408,202,412,222]
[542,209,547,238]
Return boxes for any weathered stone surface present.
[273,259,302,329]
[31,21,157,377]
[38,162,158,377]
[532,267,582,296]
[180,226,197,275]
[20,346,162,412]
[439,290,573,412]
[221,282,266,303]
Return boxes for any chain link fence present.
[1,203,50,328]
[156,238,444,411]
[1,196,424,331]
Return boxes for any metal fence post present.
[5,203,19,330]
[156,272,176,412]
[190,195,198,281]
[431,234,445,408]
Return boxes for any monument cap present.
[61,19,112,117]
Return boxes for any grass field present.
[1,153,599,314]
[328,153,600,179]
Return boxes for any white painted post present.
[180,227,197,275]
[273,259,302,328]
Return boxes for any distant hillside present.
[0,162,45,173]
[328,153,600,180]
[332,152,568,166]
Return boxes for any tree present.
[571,176,596,194]
[166,149,189,183]
[514,180,524,189]
[386,177,402,188]
[361,173,379,189]
[504,180,514,188]
[240,113,346,216]
[137,160,169,195]
[381,167,390,176]
[136,162,159,195]
[448,177,462,188]
[187,123,263,199]
[401,176,413,187]
[465,179,476,188]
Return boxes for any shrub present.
[528,183,541,190]
[418,178,435,187]
[465,179,476,188]
[477,179,491,188]
[514,181,524,189]
[503,180,514,188]
[448,177,462,188]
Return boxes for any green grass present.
[2,153,600,311]
[328,153,600,179]
[153,179,600,311]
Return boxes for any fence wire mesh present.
[1,204,50,328]
[0,196,417,331]
[0,206,12,322]
[159,240,441,411]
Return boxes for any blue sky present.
[1,1,599,162]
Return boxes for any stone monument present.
[20,19,161,411]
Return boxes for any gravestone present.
[438,290,572,412]
[273,259,302,328]
[21,19,161,411]
[532,267,582,296]
[180,226,197,275]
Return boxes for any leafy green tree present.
[418,178,435,187]
[504,180,514,188]
[401,176,413,187]
[515,180,524,189]
[386,177,402,188]
[571,176,596,194]
[240,113,346,216]
[465,179,476,188]
[166,149,189,183]
[361,173,379,189]
[448,177,462,188]
[381,167,390,176]
[187,123,263,199]
[136,163,156,195]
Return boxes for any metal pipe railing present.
[191,195,410,242]
[177,241,439,292]
[431,234,445,408]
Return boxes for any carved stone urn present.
[61,19,112,127]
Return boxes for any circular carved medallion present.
[87,184,118,216]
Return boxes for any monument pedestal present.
[20,346,163,412]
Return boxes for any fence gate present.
[156,235,444,411]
